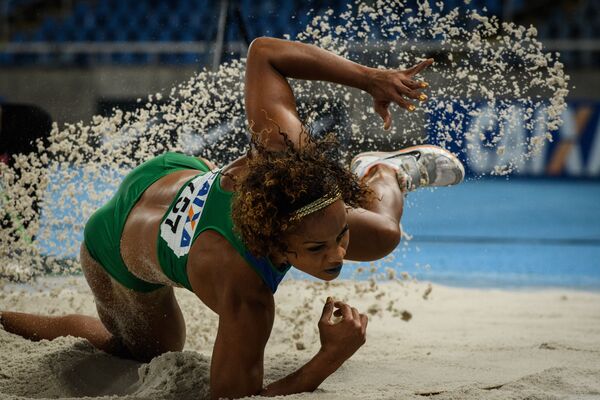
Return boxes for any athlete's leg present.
[79,244,186,362]
[345,163,404,261]
[346,145,465,261]
[1,245,186,362]
[0,248,123,354]
[0,311,124,354]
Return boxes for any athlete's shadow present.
[59,343,212,399]
[57,345,140,397]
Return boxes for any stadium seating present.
[0,0,596,67]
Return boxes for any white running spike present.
[350,145,465,192]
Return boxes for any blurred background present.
[0,0,599,289]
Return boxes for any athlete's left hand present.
[366,58,433,130]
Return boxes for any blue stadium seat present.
[39,18,59,41]
[9,31,27,42]
[134,53,152,63]
[29,28,44,42]
[0,52,15,65]
[111,53,135,64]
[180,52,199,64]
[1,0,596,67]
[72,2,89,20]
[157,30,173,42]
[71,26,87,41]
[178,29,195,42]
[136,29,151,42]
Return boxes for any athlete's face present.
[283,199,350,280]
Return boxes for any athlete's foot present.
[351,145,465,192]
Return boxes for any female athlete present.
[0,37,463,399]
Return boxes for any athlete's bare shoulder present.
[219,155,248,192]
[186,229,273,313]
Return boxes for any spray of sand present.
[0,0,568,285]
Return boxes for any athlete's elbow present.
[248,37,283,60]
[248,37,272,57]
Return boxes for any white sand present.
[1,277,599,399]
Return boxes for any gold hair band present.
[290,187,342,222]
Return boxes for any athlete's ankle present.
[362,163,406,197]
[361,162,397,182]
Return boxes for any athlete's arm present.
[210,285,274,399]
[260,298,368,396]
[202,251,368,399]
[244,36,433,150]
[210,290,368,399]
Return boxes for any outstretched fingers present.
[404,58,434,77]
[401,80,429,103]
[374,94,419,130]
[398,59,433,111]
[403,78,429,90]
[368,59,432,129]
[391,91,416,112]
[374,100,392,130]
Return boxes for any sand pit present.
[1,278,599,399]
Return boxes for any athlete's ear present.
[270,249,292,267]
[279,258,290,268]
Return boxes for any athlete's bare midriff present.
[119,156,251,307]
[120,168,200,285]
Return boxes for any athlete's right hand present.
[366,58,433,130]
[318,297,368,362]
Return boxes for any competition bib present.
[160,171,218,257]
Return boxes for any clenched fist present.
[318,297,368,362]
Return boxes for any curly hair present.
[231,128,372,259]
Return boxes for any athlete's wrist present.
[260,348,343,395]
[358,65,378,94]
[315,346,347,375]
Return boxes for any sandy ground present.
[1,276,599,400]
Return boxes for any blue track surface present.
[333,179,600,290]
[38,177,600,290]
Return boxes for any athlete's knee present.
[123,321,185,362]
[375,221,401,256]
